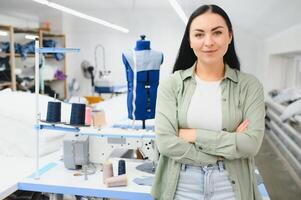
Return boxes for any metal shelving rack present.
[0,25,16,90]
[34,38,80,179]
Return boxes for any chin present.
[199,57,220,66]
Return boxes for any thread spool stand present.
[34,38,80,179]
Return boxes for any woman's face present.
[189,12,232,66]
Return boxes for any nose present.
[204,35,214,47]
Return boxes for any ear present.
[228,32,233,45]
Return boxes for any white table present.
[18,158,154,200]
[17,158,270,200]
[0,151,61,199]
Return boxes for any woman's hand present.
[178,119,249,143]
[236,119,249,133]
[178,128,196,143]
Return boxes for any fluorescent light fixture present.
[168,0,188,25]
[25,34,38,40]
[32,0,129,33]
[0,30,8,36]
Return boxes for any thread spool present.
[102,161,113,184]
[46,101,61,123]
[70,103,86,126]
[118,160,126,175]
[85,107,92,126]
[105,174,127,187]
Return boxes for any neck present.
[135,40,150,50]
[195,60,225,81]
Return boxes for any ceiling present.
[1,0,301,38]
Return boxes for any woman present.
[151,4,265,200]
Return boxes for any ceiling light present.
[0,31,8,36]
[168,0,188,24]
[32,0,129,33]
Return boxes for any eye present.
[213,31,222,35]
[195,33,204,38]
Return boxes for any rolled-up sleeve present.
[156,74,217,165]
[194,79,266,160]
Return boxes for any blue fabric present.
[0,42,10,53]
[0,56,10,69]
[2,40,65,61]
[133,177,154,186]
[43,39,64,61]
[0,56,11,81]
[122,49,163,120]
[15,41,35,58]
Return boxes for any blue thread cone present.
[70,103,86,126]
[46,101,61,123]
[118,159,126,175]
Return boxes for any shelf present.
[42,33,65,38]
[0,52,10,57]
[0,82,11,87]
[13,27,39,34]
[1,24,67,98]
[0,53,64,59]
[0,25,11,30]
[14,53,60,59]
[44,79,65,82]
[38,123,156,139]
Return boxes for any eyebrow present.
[193,26,224,32]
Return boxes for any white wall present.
[62,9,261,97]
[62,8,185,97]
[233,26,262,76]
[0,14,38,28]
[0,8,263,98]
[261,23,301,93]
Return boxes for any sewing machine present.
[39,121,158,167]
[79,126,158,165]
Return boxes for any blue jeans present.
[174,164,235,200]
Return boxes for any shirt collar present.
[181,62,238,83]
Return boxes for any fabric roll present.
[105,174,128,187]
[102,161,113,184]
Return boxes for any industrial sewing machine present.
[47,121,157,169]
[86,127,158,165]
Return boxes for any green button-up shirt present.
[151,63,265,200]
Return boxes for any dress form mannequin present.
[122,35,163,128]
[135,35,151,50]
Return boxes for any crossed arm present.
[179,119,249,160]
[179,120,249,144]
[155,75,265,163]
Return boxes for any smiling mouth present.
[202,50,218,53]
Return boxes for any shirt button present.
[231,180,236,184]
[222,98,227,102]
[198,146,203,150]
[222,128,227,131]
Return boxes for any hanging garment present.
[0,42,10,53]
[13,40,64,61]
[122,49,163,120]
[0,56,11,82]
[15,41,35,58]
[43,39,64,61]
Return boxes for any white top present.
[187,75,222,131]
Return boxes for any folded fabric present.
[0,42,10,53]
[273,88,301,104]
[43,39,64,61]
[54,69,67,80]
[133,177,154,186]
[136,162,156,174]
[280,99,301,121]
